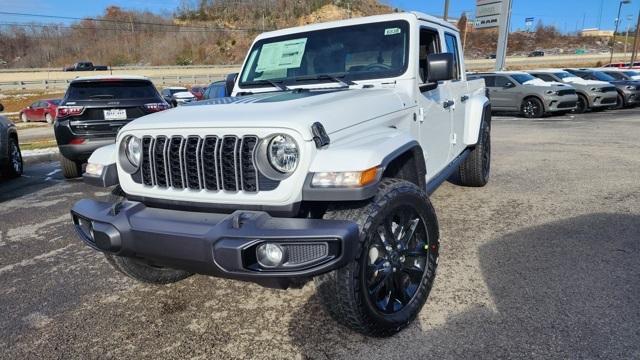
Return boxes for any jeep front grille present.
[140,135,264,192]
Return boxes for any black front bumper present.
[71,199,359,289]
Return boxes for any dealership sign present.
[475,0,503,29]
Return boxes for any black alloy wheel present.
[521,98,544,118]
[364,205,433,314]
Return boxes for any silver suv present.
[528,69,618,113]
[469,71,578,118]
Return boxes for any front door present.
[443,31,467,158]
[417,25,453,178]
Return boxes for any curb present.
[23,151,60,165]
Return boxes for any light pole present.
[610,0,632,65]
[624,15,633,55]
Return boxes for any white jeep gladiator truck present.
[71,12,491,336]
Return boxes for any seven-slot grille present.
[140,135,261,192]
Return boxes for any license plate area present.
[103,109,127,120]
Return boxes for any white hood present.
[523,78,566,87]
[121,88,406,141]
[561,77,609,86]
[174,91,196,99]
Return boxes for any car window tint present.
[66,81,160,101]
[495,76,511,87]
[444,33,460,80]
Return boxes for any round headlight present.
[125,136,142,168]
[267,134,299,173]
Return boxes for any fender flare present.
[84,144,119,188]
[464,98,491,146]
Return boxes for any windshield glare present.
[593,71,616,81]
[554,72,573,79]
[239,20,410,87]
[511,73,536,84]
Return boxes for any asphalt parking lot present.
[1,109,639,359]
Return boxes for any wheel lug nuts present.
[385,245,392,251]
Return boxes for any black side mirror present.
[225,73,238,97]
[504,82,515,88]
[427,53,455,83]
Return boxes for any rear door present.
[443,31,467,158]
[416,24,453,178]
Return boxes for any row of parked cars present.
[468,67,640,118]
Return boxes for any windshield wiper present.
[244,79,290,91]
[292,73,355,87]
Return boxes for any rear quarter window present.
[65,81,160,101]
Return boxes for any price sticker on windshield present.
[256,38,308,72]
[384,28,402,36]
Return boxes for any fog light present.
[77,217,94,241]
[256,243,285,268]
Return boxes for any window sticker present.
[256,38,308,72]
[384,28,401,36]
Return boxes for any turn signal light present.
[311,166,382,188]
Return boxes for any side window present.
[495,76,511,88]
[418,28,441,85]
[482,76,496,87]
[444,33,460,80]
[30,101,39,108]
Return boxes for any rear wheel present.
[103,186,193,285]
[521,97,544,118]
[60,156,83,178]
[314,179,439,337]
[452,119,490,187]
[2,137,23,178]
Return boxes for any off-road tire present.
[451,119,491,187]
[103,186,193,285]
[2,136,23,178]
[60,156,83,178]
[521,97,544,118]
[314,178,439,337]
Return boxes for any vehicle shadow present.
[287,213,640,359]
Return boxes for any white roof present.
[256,12,457,41]
[72,75,149,81]
[527,69,571,73]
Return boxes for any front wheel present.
[2,137,23,178]
[573,94,588,114]
[611,93,625,110]
[314,179,439,337]
[521,97,544,118]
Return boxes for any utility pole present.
[625,18,632,55]
[495,0,513,71]
[444,0,450,21]
[610,0,631,66]
[630,9,640,67]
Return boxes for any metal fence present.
[0,74,227,91]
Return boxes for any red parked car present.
[189,85,208,100]
[20,99,61,124]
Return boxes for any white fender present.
[463,93,489,146]
[87,144,117,166]
[309,127,418,173]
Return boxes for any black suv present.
[54,76,169,178]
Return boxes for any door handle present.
[443,100,455,109]
[461,95,469,102]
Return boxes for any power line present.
[0,11,270,32]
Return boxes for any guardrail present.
[0,74,227,91]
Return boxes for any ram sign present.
[475,0,503,29]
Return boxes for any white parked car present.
[72,12,490,336]
[161,87,196,106]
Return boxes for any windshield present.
[511,73,536,84]
[239,20,410,88]
[623,70,640,76]
[605,72,627,80]
[553,72,574,79]
[49,99,61,105]
[66,81,159,101]
[592,71,616,81]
